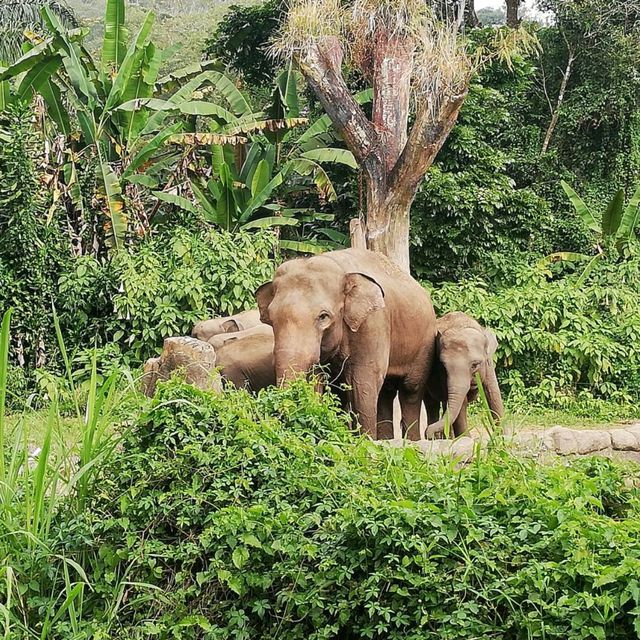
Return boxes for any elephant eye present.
[471,360,482,370]
[318,312,332,323]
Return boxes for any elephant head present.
[433,325,500,432]
[255,258,385,384]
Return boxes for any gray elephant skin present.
[191,308,262,342]
[425,311,504,438]
[256,248,436,440]
[215,331,276,391]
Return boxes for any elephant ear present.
[484,329,499,358]
[222,318,241,333]
[255,282,275,325]
[343,273,385,332]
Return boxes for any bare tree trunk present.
[349,217,367,249]
[505,0,519,28]
[542,48,575,154]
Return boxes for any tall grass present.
[0,309,132,638]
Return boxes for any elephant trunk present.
[483,364,504,424]
[273,328,321,386]
[443,383,470,432]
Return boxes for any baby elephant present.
[425,312,504,438]
[215,332,276,391]
[192,308,262,342]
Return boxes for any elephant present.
[256,248,436,440]
[191,308,262,342]
[424,312,504,439]
[207,323,273,350]
[215,332,276,391]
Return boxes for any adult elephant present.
[191,308,262,342]
[216,332,276,391]
[425,312,504,438]
[256,248,436,439]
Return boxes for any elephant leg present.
[425,395,441,425]
[345,368,384,440]
[376,383,396,440]
[452,398,469,438]
[399,389,424,441]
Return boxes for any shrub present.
[429,249,640,406]
[40,380,640,639]
[108,227,277,360]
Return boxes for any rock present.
[416,436,476,462]
[141,337,222,397]
[610,428,640,451]
[141,357,160,396]
[543,427,579,455]
[575,430,611,455]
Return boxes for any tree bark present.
[297,35,468,272]
[541,49,575,154]
[505,0,519,28]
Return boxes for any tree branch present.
[296,37,383,179]
[388,91,467,199]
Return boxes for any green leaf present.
[39,79,71,135]
[153,192,199,214]
[240,170,287,224]
[301,148,357,169]
[231,547,249,570]
[178,101,234,122]
[123,121,183,178]
[289,158,337,201]
[279,239,327,254]
[17,56,62,99]
[103,11,155,113]
[0,38,54,82]
[241,217,299,230]
[102,0,128,70]
[560,180,600,233]
[250,159,271,198]
[601,189,624,237]
[617,184,640,245]
[99,157,126,250]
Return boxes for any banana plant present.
[151,66,367,249]
[539,181,640,283]
[0,0,257,251]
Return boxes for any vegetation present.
[0,0,639,635]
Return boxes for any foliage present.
[0,103,72,375]
[205,0,285,87]
[429,248,640,407]
[0,0,77,63]
[107,226,276,359]
[21,378,640,639]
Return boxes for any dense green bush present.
[35,380,640,639]
[107,227,276,359]
[430,249,640,408]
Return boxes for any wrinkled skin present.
[256,248,436,440]
[215,332,276,391]
[208,323,273,350]
[425,312,504,439]
[191,308,262,342]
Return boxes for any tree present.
[505,0,520,27]
[0,0,77,62]
[477,6,506,25]
[276,0,474,271]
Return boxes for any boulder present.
[610,427,640,451]
[141,337,222,397]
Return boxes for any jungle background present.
[0,0,640,636]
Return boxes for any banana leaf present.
[601,189,624,237]
[123,121,183,178]
[101,0,128,71]
[241,217,300,230]
[153,192,199,214]
[300,148,357,169]
[250,159,271,198]
[17,55,62,98]
[279,239,328,254]
[99,157,126,250]
[39,79,71,135]
[288,158,337,201]
[616,184,640,247]
[103,11,155,113]
[560,180,600,233]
